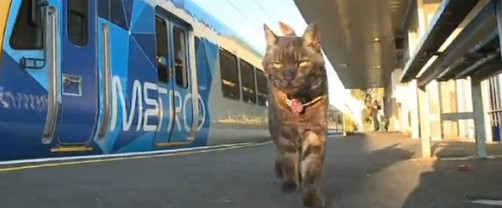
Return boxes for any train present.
[0,0,273,162]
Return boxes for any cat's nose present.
[284,71,296,82]
[284,74,294,82]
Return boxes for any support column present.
[418,86,431,157]
[409,80,420,139]
[471,79,490,158]
[427,80,442,141]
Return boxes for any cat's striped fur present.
[262,22,328,208]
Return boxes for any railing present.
[487,76,502,142]
[42,6,60,144]
[97,23,111,139]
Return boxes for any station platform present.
[0,132,501,208]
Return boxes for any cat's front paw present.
[302,191,325,208]
[281,181,299,193]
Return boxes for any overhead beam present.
[437,34,499,81]
[416,2,497,88]
[455,49,501,79]
[461,52,502,81]
[400,0,481,83]
[438,0,502,82]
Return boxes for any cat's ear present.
[279,21,296,36]
[302,23,321,52]
[264,24,278,47]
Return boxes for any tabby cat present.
[262,21,329,208]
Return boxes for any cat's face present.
[262,23,325,94]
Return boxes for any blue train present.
[0,0,271,162]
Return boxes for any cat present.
[262,21,329,208]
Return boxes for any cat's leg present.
[270,118,283,179]
[271,132,283,179]
[277,135,300,192]
[274,146,283,179]
[300,131,326,208]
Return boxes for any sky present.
[190,0,365,116]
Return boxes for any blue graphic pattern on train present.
[0,0,270,161]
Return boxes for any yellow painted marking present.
[0,0,12,59]
[0,142,272,173]
[50,146,93,153]
[155,140,194,147]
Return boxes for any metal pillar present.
[427,80,443,141]
[471,79,489,158]
[418,86,431,157]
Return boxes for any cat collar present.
[285,96,324,115]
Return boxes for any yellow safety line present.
[50,146,94,153]
[154,140,194,147]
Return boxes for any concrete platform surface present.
[0,132,501,208]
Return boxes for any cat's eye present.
[298,60,311,68]
[272,62,283,69]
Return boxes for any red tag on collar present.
[290,99,304,114]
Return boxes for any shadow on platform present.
[322,131,417,207]
[401,146,502,208]
[336,132,502,208]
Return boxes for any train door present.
[153,15,173,145]
[153,10,197,147]
[168,18,195,144]
[48,0,99,146]
[0,0,54,159]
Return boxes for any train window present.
[98,0,110,19]
[110,0,128,30]
[10,0,44,50]
[219,48,240,100]
[155,16,169,83]
[256,69,268,106]
[173,26,188,88]
[194,36,200,73]
[195,36,200,52]
[239,59,256,104]
[98,0,129,30]
[68,0,89,46]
